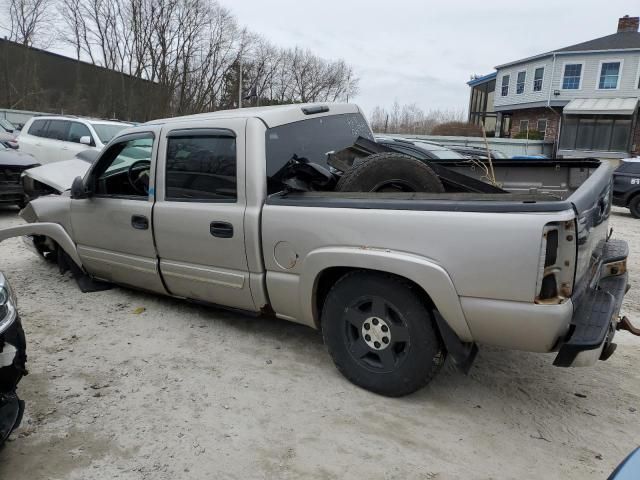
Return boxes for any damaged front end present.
[0,272,27,446]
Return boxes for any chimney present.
[617,15,639,33]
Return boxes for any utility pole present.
[346,73,350,103]
[238,57,243,109]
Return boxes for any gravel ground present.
[0,205,638,480]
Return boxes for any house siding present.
[494,58,553,108]
[495,51,640,109]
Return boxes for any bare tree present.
[4,0,358,117]
[368,102,466,135]
[6,0,53,46]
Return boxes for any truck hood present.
[23,159,90,192]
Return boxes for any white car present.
[18,116,130,164]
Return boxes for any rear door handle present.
[131,215,149,230]
[210,221,233,238]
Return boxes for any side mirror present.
[70,176,90,199]
[79,136,92,146]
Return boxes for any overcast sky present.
[227,0,639,116]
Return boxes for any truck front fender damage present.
[0,222,83,269]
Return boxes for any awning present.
[563,97,638,115]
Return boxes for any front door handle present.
[210,221,233,238]
[131,215,149,230]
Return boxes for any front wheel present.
[321,271,446,397]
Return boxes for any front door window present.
[92,135,154,198]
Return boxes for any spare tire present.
[336,153,444,193]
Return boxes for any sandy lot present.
[0,206,638,480]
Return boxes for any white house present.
[469,15,640,158]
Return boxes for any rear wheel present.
[629,195,640,218]
[321,271,445,397]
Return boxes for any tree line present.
[369,102,474,135]
[1,0,358,116]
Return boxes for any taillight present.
[535,221,576,304]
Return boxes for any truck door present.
[71,129,166,293]
[153,119,254,311]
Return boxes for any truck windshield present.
[265,113,374,178]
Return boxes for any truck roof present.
[144,103,362,128]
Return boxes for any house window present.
[562,64,582,89]
[501,75,510,96]
[598,61,621,89]
[559,115,632,152]
[516,71,526,94]
[533,67,544,92]
[519,120,529,133]
[537,119,548,135]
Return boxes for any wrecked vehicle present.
[0,142,39,208]
[21,149,96,202]
[0,272,26,446]
[0,103,635,397]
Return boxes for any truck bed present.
[439,158,601,200]
[268,158,610,214]
[263,158,613,351]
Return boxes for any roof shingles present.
[496,31,640,69]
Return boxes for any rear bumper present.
[554,239,629,367]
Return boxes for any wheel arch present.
[302,247,473,342]
[625,188,640,207]
[0,222,83,269]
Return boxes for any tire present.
[321,271,446,397]
[336,153,444,193]
[629,195,640,218]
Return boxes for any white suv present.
[18,116,130,164]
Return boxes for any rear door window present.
[44,120,71,141]
[28,119,49,137]
[165,133,237,202]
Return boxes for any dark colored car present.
[375,136,467,160]
[612,158,640,217]
[448,145,509,160]
[0,143,40,208]
[0,272,26,446]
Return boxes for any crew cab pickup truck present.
[0,103,633,396]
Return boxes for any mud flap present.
[433,310,478,374]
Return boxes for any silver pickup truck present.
[0,103,634,397]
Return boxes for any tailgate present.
[569,161,614,293]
